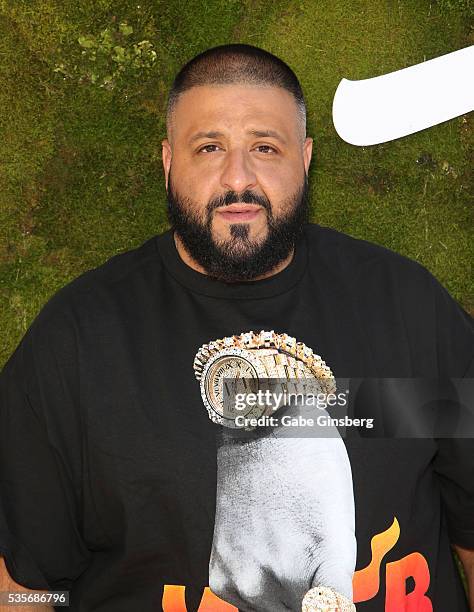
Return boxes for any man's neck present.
[173,232,294,281]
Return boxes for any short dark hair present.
[166,43,306,140]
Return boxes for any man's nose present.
[219,149,258,194]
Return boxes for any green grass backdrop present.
[0,0,473,367]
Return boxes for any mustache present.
[206,190,271,214]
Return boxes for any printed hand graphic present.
[209,428,356,612]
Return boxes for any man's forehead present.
[171,84,301,142]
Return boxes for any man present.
[1,44,473,612]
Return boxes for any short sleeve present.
[0,297,92,590]
[430,272,474,379]
[428,271,474,548]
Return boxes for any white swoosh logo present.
[332,45,474,145]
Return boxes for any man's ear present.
[161,139,172,191]
[303,137,313,175]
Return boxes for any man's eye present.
[198,144,221,153]
[255,145,276,154]
[197,144,276,154]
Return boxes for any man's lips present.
[215,204,263,222]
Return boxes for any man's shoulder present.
[305,222,428,278]
[2,233,167,375]
[68,233,161,293]
[27,233,164,332]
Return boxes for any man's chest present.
[76,295,444,608]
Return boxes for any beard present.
[166,172,309,283]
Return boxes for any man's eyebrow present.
[188,129,287,145]
[247,129,287,144]
[188,131,225,144]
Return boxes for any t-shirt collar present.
[155,225,309,299]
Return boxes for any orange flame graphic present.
[163,516,433,610]
[353,517,400,603]
[162,585,237,611]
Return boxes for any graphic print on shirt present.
[188,330,435,611]
[162,518,433,610]
[162,518,433,612]
[193,330,357,610]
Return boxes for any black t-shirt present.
[1,223,473,611]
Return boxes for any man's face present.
[162,84,313,281]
